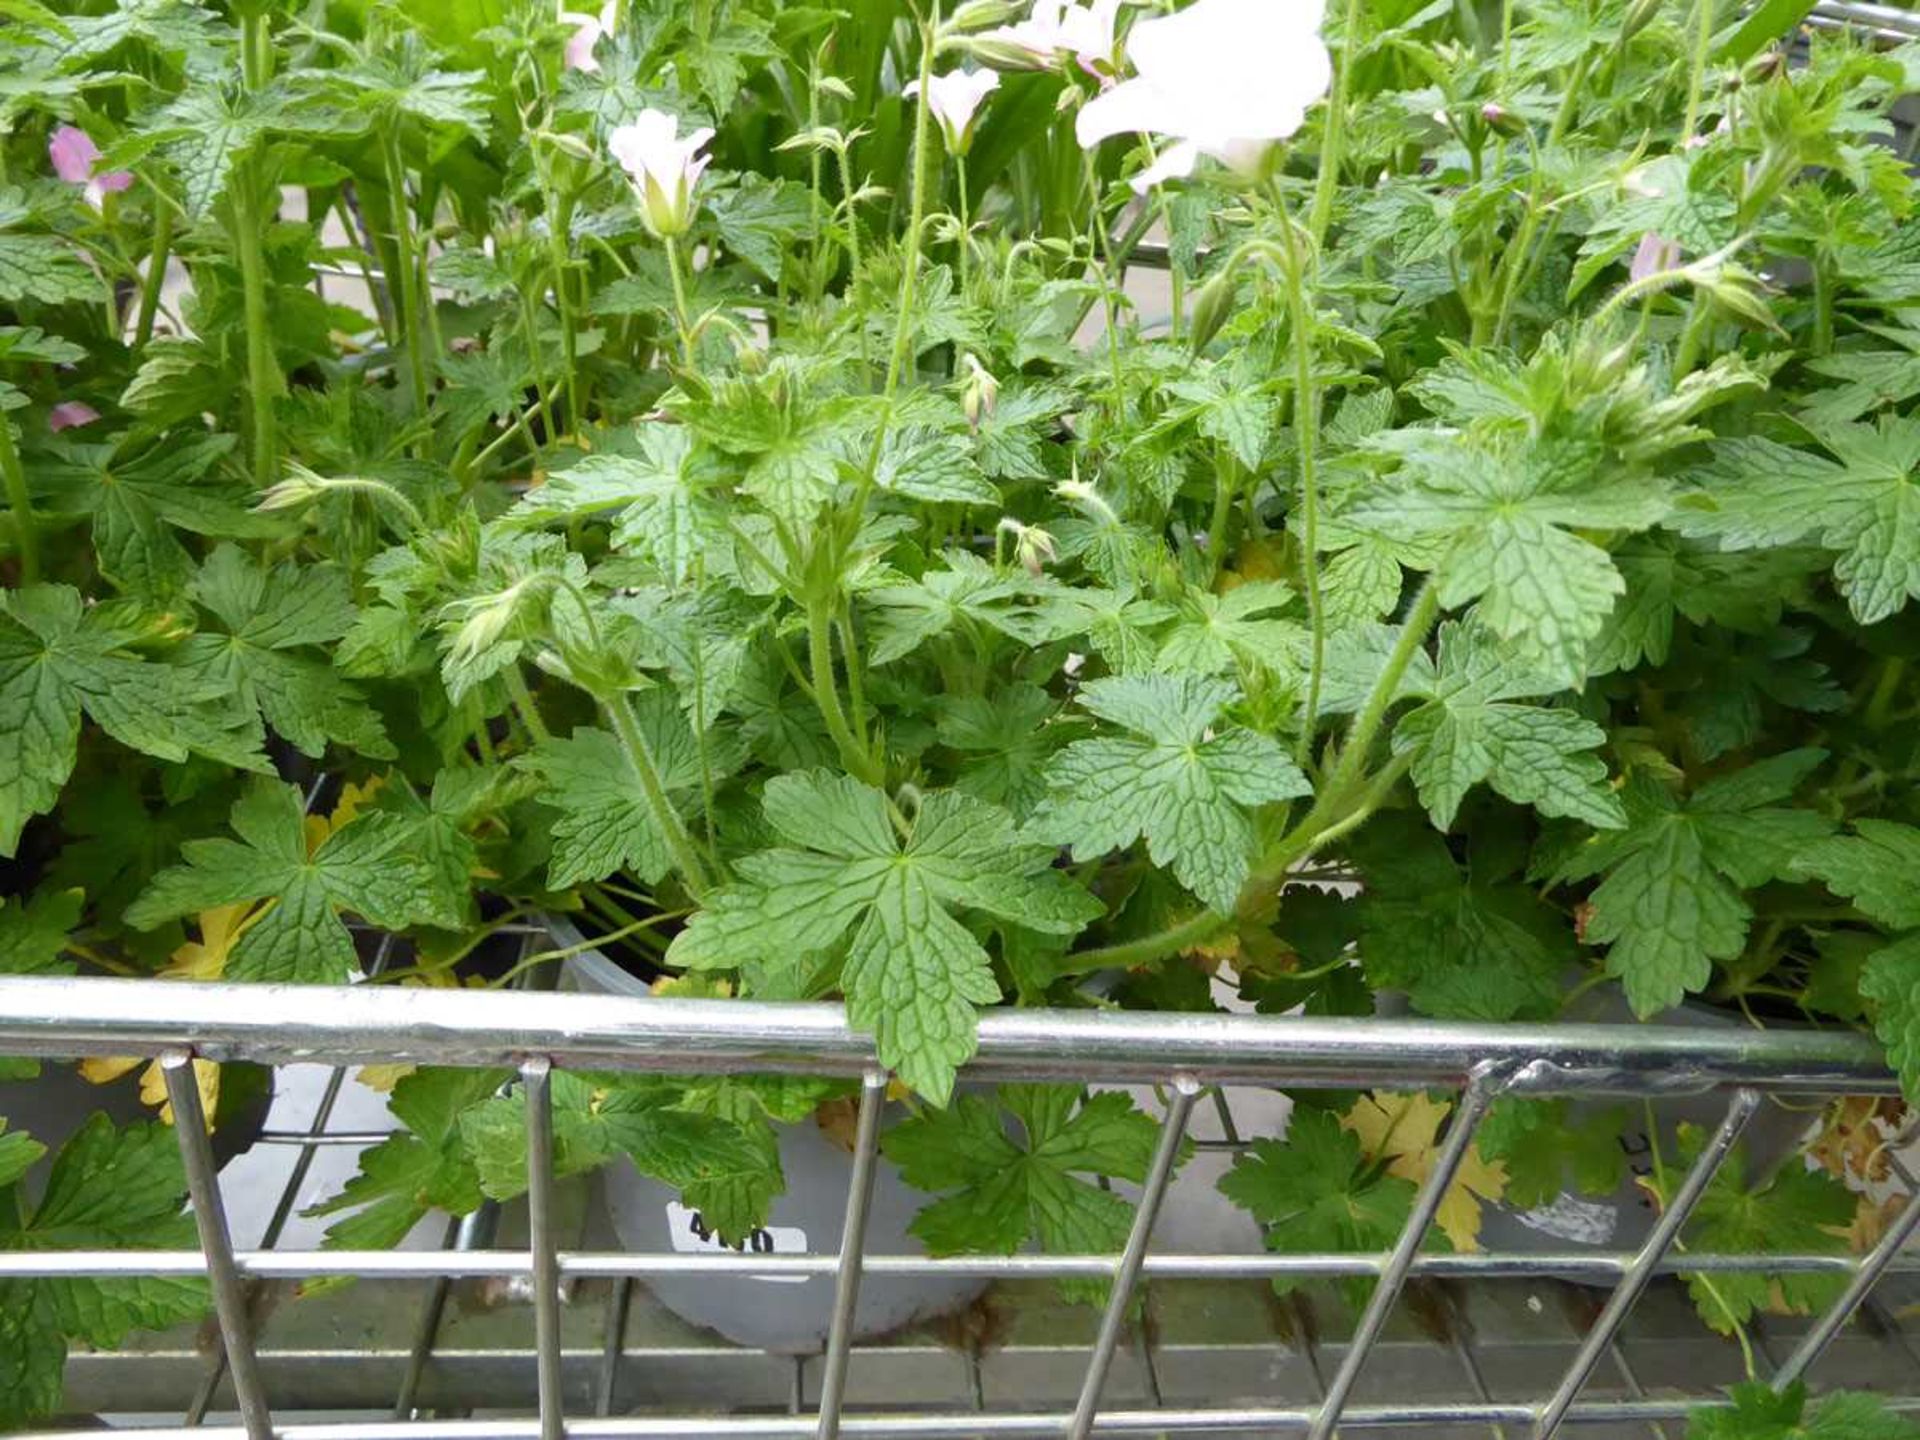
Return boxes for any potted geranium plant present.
[1,0,1918,1412]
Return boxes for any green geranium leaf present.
[127,778,456,982]
[183,545,394,760]
[1689,1382,1920,1439]
[1217,1108,1417,1308]
[1392,621,1625,831]
[1555,751,1831,1015]
[669,773,1103,1101]
[884,1085,1165,1301]
[1031,675,1312,916]
[0,1117,206,1430]
[0,584,266,856]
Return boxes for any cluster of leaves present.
[2,0,1920,1419]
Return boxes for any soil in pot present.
[557,916,989,1352]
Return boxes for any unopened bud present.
[998,518,1057,578]
[254,462,333,513]
[1188,265,1241,353]
[960,353,999,431]
[1620,0,1664,44]
[1480,102,1525,138]
[1741,49,1784,86]
[944,0,1024,33]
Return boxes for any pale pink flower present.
[49,125,133,209]
[982,0,1126,77]
[608,109,714,238]
[48,401,101,433]
[562,1,618,73]
[1629,233,1683,283]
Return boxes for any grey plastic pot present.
[0,1059,274,1199]
[555,918,988,1352]
[1475,986,1814,1259]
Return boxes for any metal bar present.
[1532,1087,1760,1438]
[1,1244,1899,1281]
[596,1278,634,1417]
[1770,1182,1920,1388]
[523,1058,564,1440]
[1308,1065,1508,1440]
[394,1210,492,1419]
[0,977,1894,1093]
[162,1052,274,1440]
[26,1394,1920,1439]
[814,1068,888,1440]
[1068,1074,1201,1440]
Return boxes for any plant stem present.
[1320,579,1441,802]
[883,10,940,400]
[1308,0,1362,246]
[605,692,713,898]
[835,138,865,282]
[383,130,433,438]
[663,232,696,367]
[1207,450,1239,579]
[1069,909,1232,972]
[235,10,278,483]
[0,419,38,583]
[545,191,579,437]
[1683,0,1716,139]
[808,593,883,784]
[506,665,551,746]
[955,151,971,297]
[134,202,173,348]
[1276,199,1325,769]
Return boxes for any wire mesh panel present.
[0,959,1914,1439]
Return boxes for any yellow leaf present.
[357,1063,417,1093]
[135,1057,221,1131]
[304,775,387,853]
[77,1055,142,1087]
[163,902,257,981]
[1341,1091,1508,1252]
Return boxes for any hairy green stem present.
[883,9,940,399]
[1682,0,1716,139]
[955,151,971,297]
[606,692,713,898]
[1308,0,1363,246]
[506,666,551,746]
[383,130,433,438]
[0,419,38,583]
[663,232,696,367]
[134,202,173,349]
[808,594,883,785]
[1321,579,1442,803]
[545,192,579,436]
[234,11,279,483]
[1277,203,1325,768]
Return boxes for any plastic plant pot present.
[555,916,988,1352]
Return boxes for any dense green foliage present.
[1,0,1918,1421]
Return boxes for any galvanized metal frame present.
[0,967,1913,1439]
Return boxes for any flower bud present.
[1187,263,1242,353]
[998,518,1058,578]
[945,0,1025,34]
[1480,102,1526,138]
[960,353,999,432]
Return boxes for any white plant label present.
[664,1202,808,1283]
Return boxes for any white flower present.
[1075,0,1331,194]
[562,0,617,73]
[981,0,1126,76]
[608,109,715,238]
[904,69,1001,156]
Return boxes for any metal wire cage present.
[0,947,1915,1440]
